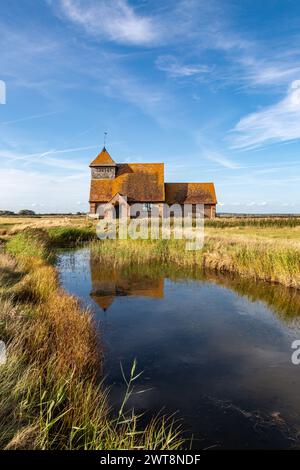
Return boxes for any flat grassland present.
[206,223,300,241]
[1,214,298,288]
[0,215,89,235]
[1,214,300,241]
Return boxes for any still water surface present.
[57,248,300,449]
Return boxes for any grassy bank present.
[0,229,183,450]
[90,236,300,289]
[5,225,96,249]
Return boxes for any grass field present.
[206,225,300,241]
[1,214,300,238]
[0,215,90,236]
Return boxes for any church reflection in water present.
[90,258,164,312]
[89,253,300,322]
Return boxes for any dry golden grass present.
[0,215,90,234]
[206,226,300,242]
[203,236,300,288]
[32,291,99,378]
[0,253,19,284]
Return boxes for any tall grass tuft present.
[6,229,52,263]
[47,226,96,246]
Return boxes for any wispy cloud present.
[165,2,300,90]
[100,72,171,126]
[1,111,60,126]
[205,151,240,169]
[194,127,240,169]
[0,145,98,160]
[230,80,300,149]
[0,144,99,172]
[56,1,300,94]
[156,55,211,78]
[237,56,300,87]
[59,0,160,45]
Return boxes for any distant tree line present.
[0,209,36,216]
[0,210,86,216]
[0,210,15,216]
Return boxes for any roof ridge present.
[165,182,215,184]
[90,147,116,167]
[119,162,164,165]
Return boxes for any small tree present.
[18,209,36,216]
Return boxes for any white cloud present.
[1,111,60,126]
[156,55,211,78]
[194,130,240,169]
[59,0,159,45]
[0,145,98,171]
[246,201,267,207]
[101,74,170,125]
[205,151,240,169]
[230,80,300,149]
[238,56,300,87]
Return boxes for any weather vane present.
[104,131,108,147]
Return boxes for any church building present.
[89,147,217,218]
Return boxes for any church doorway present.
[114,203,120,219]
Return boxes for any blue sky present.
[1,0,300,213]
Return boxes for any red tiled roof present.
[90,163,165,202]
[165,183,217,204]
[90,147,116,167]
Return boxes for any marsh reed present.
[90,235,300,289]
